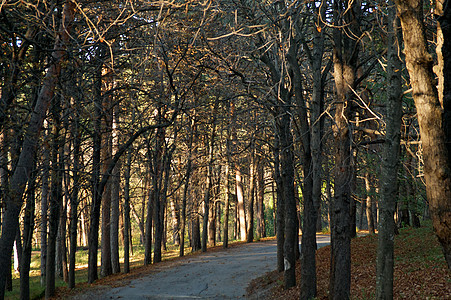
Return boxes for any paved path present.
[72,235,330,300]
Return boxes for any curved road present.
[72,235,330,299]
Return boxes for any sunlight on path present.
[71,235,330,299]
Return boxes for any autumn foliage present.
[250,223,450,299]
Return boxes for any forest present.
[0,0,450,299]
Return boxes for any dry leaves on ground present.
[248,224,450,299]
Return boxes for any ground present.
[50,239,282,299]
[247,225,451,299]
[49,225,449,299]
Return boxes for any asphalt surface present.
[72,235,330,300]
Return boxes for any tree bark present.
[436,0,451,268]
[278,108,297,289]
[247,150,255,243]
[203,101,218,251]
[123,148,132,273]
[376,5,403,298]
[180,117,195,256]
[365,172,375,234]
[20,163,37,300]
[110,107,121,274]
[273,138,285,273]
[223,153,231,248]
[310,0,327,236]
[88,42,105,284]
[144,147,153,265]
[100,95,113,277]
[153,122,166,263]
[396,0,451,269]
[46,93,64,298]
[40,127,50,287]
[68,101,81,288]
[256,159,265,239]
[329,0,361,298]
[236,168,247,241]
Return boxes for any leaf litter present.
[247,223,450,299]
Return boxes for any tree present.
[376,4,404,298]
[395,0,451,269]
[329,0,362,298]
[0,2,76,297]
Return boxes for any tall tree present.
[110,106,121,274]
[329,0,361,298]
[376,3,403,298]
[180,117,196,256]
[435,0,451,269]
[395,0,451,269]
[87,42,105,283]
[46,87,64,300]
[202,99,219,251]
[123,147,132,273]
[68,96,81,288]
[20,162,37,299]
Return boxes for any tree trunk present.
[68,103,81,288]
[256,159,265,239]
[359,197,366,230]
[40,126,50,285]
[223,162,231,248]
[87,43,105,284]
[203,102,218,251]
[436,0,451,268]
[100,98,113,277]
[278,108,297,289]
[144,150,153,265]
[273,142,285,273]
[153,125,166,263]
[20,167,36,300]
[14,231,22,274]
[46,92,64,298]
[192,215,201,252]
[396,0,451,269]
[286,29,318,297]
[56,192,68,282]
[123,148,132,273]
[180,118,195,256]
[215,200,221,243]
[247,150,255,243]
[329,0,361,297]
[0,131,8,244]
[171,195,180,246]
[310,1,327,236]
[110,108,121,274]
[376,5,403,298]
[236,168,247,242]
[365,172,375,234]
[159,139,173,256]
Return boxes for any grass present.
[5,243,181,300]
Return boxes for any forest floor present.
[247,223,451,299]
